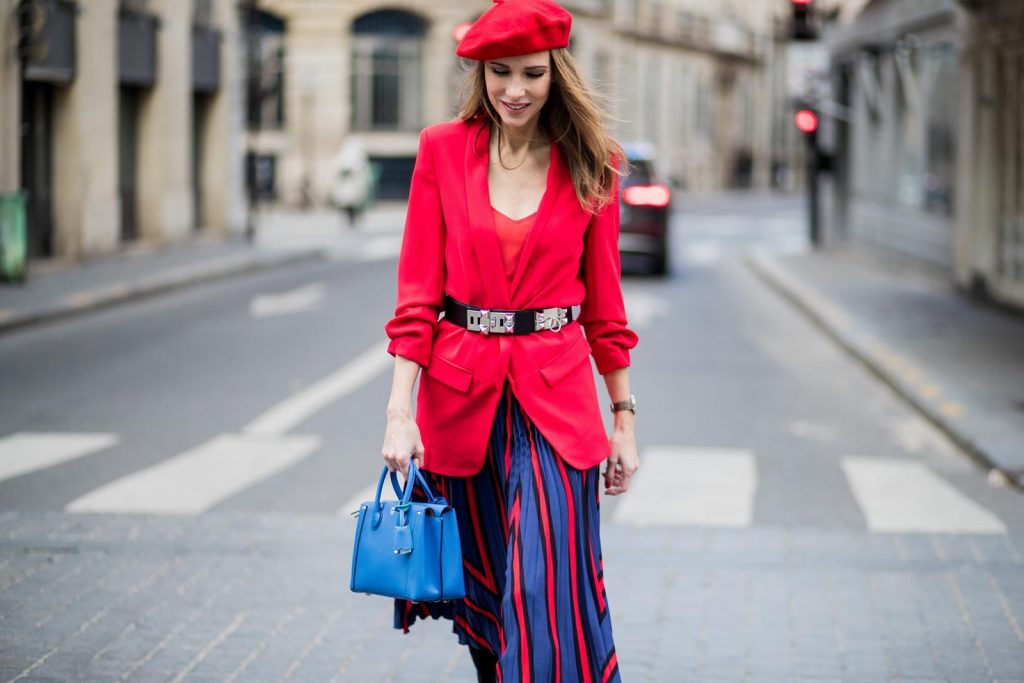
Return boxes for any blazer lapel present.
[464,119,512,308]
[508,142,565,299]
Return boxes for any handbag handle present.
[371,460,440,509]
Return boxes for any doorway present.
[20,82,55,259]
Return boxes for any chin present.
[497,112,538,131]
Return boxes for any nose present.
[506,77,526,99]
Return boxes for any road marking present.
[65,434,321,514]
[788,420,837,442]
[250,283,326,318]
[67,291,97,307]
[0,433,119,482]
[612,447,757,527]
[622,291,671,329]
[940,401,965,418]
[841,456,1005,534]
[338,480,400,517]
[242,340,391,437]
[358,235,403,261]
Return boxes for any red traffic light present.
[791,0,814,4]
[795,109,819,134]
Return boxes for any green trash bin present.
[0,190,27,283]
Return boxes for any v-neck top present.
[492,207,537,282]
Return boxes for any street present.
[1,195,1022,682]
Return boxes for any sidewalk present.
[0,203,408,335]
[2,509,1021,682]
[747,247,1024,486]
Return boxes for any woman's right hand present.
[381,412,424,479]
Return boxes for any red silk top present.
[492,208,537,281]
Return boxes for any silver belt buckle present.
[470,308,515,335]
[535,307,567,333]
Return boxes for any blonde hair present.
[458,48,624,213]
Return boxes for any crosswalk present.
[0,432,1008,534]
[612,447,757,527]
[65,434,321,515]
[0,432,119,480]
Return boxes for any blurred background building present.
[0,0,822,263]
[250,0,794,204]
[814,0,1024,309]
[0,0,247,262]
[2,0,1021,315]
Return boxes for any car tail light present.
[622,184,671,208]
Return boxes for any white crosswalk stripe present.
[0,432,118,482]
[9,423,1003,534]
[841,456,1006,534]
[65,434,321,515]
[242,340,391,438]
[250,283,326,319]
[612,447,758,527]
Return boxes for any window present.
[246,10,285,130]
[894,39,956,215]
[351,10,426,131]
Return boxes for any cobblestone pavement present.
[1,511,1023,683]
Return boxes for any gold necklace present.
[494,127,545,172]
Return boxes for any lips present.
[502,101,530,114]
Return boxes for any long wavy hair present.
[458,48,624,213]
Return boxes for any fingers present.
[381,419,424,476]
[382,451,414,476]
[603,458,639,496]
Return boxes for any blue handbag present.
[350,461,465,602]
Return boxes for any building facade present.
[253,0,783,206]
[0,0,246,262]
[954,0,1024,308]
[819,0,1024,310]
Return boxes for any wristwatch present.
[609,394,637,414]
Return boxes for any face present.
[484,51,552,132]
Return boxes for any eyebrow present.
[489,62,549,71]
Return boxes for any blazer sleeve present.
[578,173,639,375]
[384,129,445,367]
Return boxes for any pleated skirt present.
[394,384,622,683]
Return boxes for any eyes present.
[489,68,546,80]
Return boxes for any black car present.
[618,143,672,275]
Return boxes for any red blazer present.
[385,117,638,476]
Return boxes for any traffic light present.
[793,103,823,246]
[794,109,819,135]
[791,0,820,41]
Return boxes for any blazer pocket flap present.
[539,333,592,386]
[426,353,473,393]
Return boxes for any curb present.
[0,248,326,336]
[744,250,1024,491]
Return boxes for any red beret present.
[456,0,572,61]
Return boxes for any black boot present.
[469,646,498,683]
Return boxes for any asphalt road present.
[1,193,1022,682]
[3,194,1019,527]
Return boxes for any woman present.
[381,1,639,681]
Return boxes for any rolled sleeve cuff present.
[387,336,432,368]
[592,345,632,376]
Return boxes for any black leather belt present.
[443,295,573,335]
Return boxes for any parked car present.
[618,143,672,275]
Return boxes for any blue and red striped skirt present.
[395,384,621,683]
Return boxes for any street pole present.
[807,135,820,248]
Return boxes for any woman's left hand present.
[604,426,639,495]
